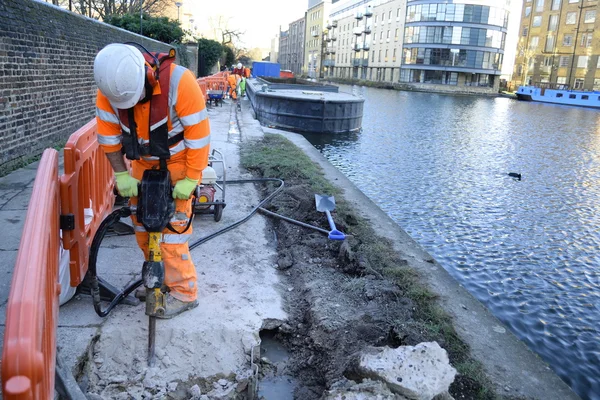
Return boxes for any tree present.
[105,13,184,43]
[51,0,169,19]
[197,38,223,77]
[222,45,235,69]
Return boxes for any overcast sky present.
[189,0,308,49]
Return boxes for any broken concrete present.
[355,343,456,400]
[322,379,406,400]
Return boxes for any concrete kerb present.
[270,128,580,400]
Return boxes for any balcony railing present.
[332,20,338,28]
[353,27,363,36]
[353,44,362,52]
[364,25,371,34]
[352,58,361,66]
[327,46,336,54]
[364,7,373,17]
[363,43,370,51]
[323,59,335,67]
[355,12,363,20]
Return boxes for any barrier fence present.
[60,119,116,287]
[2,150,61,400]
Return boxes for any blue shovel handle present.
[325,210,346,241]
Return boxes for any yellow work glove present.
[114,171,139,198]
[173,177,198,200]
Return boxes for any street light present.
[175,1,183,22]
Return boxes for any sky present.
[188,0,308,49]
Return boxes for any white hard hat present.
[237,62,243,69]
[94,44,146,109]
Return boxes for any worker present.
[94,43,210,318]
[227,72,238,100]
[243,66,251,79]
[233,62,244,77]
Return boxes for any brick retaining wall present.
[0,0,197,174]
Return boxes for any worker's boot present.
[156,294,198,319]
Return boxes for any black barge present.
[245,77,364,134]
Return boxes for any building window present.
[545,36,555,52]
[569,0,579,3]
[594,79,600,90]
[533,16,542,26]
[559,56,570,67]
[387,30,390,39]
[557,77,567,84]
[597,57,600,68]
[393,48,397,62]
[574,79,584,89]
[535,0,545,12]
[529,36,539,50]
[523,26,529,36]
[388,11,392,21]
[378,50,381,62]
[566,12,577,24]
[397,8,401,17]
[551,0,561,10]
[525,7,531,16]
[584,10,596,23]
[548,14,558,31]
[395,28,399,41]
[577,55,588,68]
[563,34,573,46]
[372,51,375,62]
[385,49,388,62]
[581,33,593,47]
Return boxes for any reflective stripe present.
[184,135,210,150]
[150,116,168,132]
[96,108,119,124]
[97,134,122,145]
[163,233,191,244]
[120,122,130,133]
[142,155,159,161]
[169,121,184,137]
[169,66,187,132]
[169,141,186,156]
[134,225,146,232]
[180,109,208,127]
[139,138,149,145]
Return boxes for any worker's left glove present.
[173,177,198,200]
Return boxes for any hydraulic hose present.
[257,207,330,235]
[89,207,142,317]
[189,178,284,250]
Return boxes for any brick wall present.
[0,0,197,173]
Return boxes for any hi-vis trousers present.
[129,158,197,302]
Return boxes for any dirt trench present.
[254,181,479,399]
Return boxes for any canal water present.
[303,86,600,400]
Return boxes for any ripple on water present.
[310,87,600,400]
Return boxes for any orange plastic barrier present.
[2,149,61,400]
[206,76,227,92]
[196,78,208,100]
[60,119,115,287]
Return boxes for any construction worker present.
[232,62,244,77]
[94,43,210,318]
[227,72,238,100]
[243,66,251,79]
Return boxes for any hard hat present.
[94,44,146,109]
[237,62,243,69]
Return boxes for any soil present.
[254,180,480,399]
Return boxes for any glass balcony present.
[352,58,361,66]
[364,7,373,17]
[364,25,371,34]
[355,12,363,20]
[363,42,370,51]
[353,27,363,36]
[332,20,338,28]
[323,59,335,67]
[353,44,362,52]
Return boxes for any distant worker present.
[227,72,237,100]
[94,43,210,318]
[243,66,251,79]
[233,62,244,77]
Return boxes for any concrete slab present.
[0,250,18,305]
[57,327,98,374]
[0,211,26,250]
[1,186,33,210]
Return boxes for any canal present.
[303,86,600,400]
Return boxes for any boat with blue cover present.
[516,84,600,108]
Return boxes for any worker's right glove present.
[114,171,140,198]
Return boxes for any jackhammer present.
[89,168,180,367]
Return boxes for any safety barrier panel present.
[196,78,208,99]
[2,149,61,400]
[60,119,115,287]
[206,76,227,92]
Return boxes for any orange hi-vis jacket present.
[95,63,210,181]
[243,67,250,78]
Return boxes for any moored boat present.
[516,84,600,108]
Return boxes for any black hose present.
[189,178,284,250]
[257,207,330,235]
[89,207,142,317]
[89,177,284,316]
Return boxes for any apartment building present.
[305,0,332,77]
[368,0,407,82]
[401,1,510,92]
[278,16,307,75]
[513,0,600,91]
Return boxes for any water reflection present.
[306,86,600,400]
